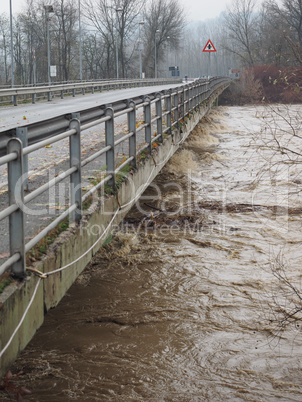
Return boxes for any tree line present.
[0,0,301,88]
[0,0,185,85]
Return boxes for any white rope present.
[46,208,120,276]
[0,278,41,360]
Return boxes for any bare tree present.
[0,14,10,84]
[84,0,145,78]
[17,0,54,84]
[82,32,109,79]
[256,3,287,65]
[142,0,185,78]
[52,0,79,82]
[264,0,302,65]
[13,21,26,84]
[280,0,302,49]
[261,252,302,338]
[250,105,302,337]
[16,0,44,85]
[223,0,259,66]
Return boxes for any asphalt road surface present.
[0,83,181,132]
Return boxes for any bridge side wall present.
[0,88,225,376]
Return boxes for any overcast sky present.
[4,0,230,21]
[185,0,230,21]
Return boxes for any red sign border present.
[203,39,216,52]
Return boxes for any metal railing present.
[0,77,230,278]
[0,78,182,106]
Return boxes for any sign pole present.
[33,48,36,87]
[202,39,216,78]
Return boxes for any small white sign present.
[50,65,57,77]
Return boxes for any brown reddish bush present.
[248,65,302,103]
[220,65,302,105]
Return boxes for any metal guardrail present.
[0,78,182,106]
[0,77,230,278]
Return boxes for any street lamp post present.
[79,0,82,81]
[115,7,122,79]
[9,0,14,88]
[138,21,144,79]
[154,29,160,79]
[166,36,170,78]
[44,5,54,86]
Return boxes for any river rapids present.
[3,105,302,401]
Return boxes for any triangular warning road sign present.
[203,39,216,52]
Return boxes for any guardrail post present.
[60,90,64,99]
[188,85,192,113]
[71,112,80,120]
[191,84,194,109]
[195,83,198,108]
[127,100,137,168]
[165,90,172,134]
[173,90,179,128]
[197,82,202,106]
[69,118,82,223]
[194,84,197,108]
[13,95,17,106]
[185,85,190,116]
[72,88,75,97]
[205,81,209,101]
[199,83,202,105]
[32,93,36,104]
[7,138,25,279]
[183,86,187,117]
[192,85,195,111]
[105,106,116,190]
[144,96,152,153]
[200,82,205,102]
[178,87,184,120]
[156,93,163,143]
[186,85,190,113]
[16,128,29,192]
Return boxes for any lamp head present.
[44,5,54,13]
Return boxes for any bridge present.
[0,76,230,375]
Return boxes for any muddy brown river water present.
[3,105,302,401]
